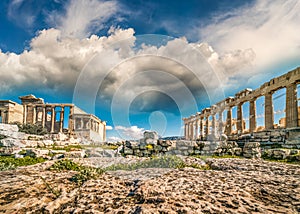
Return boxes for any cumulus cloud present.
[0,27,135,96]
[115,125,144,140]
[0,24,256,120]
[199,0,300,75]
[106,125,113,130]
[48,0,119,38]
[107,136,122,142]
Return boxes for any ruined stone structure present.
[0,100,23,124]
[183,67,300,140]
[0,95,106,142]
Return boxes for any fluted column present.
[199,118,204,139]
[195,119,199,140]
[237,103,243,134]
[80,118,84,129]
[190,121,194,140]
[265,92,274,129]
[59,107,64,132]
[184,123,187,139]
[68,106,74,133]
[205,116,209,137]
[41,107,46,128]
[218,111,223,135]
[32,106,36,124]
[186,121,190,140]
[23,105,27,124]
[249,99,257,132]
[225,107,232,135]
[211,114,216,136]
[103,123,106,141]
[51,107,55,133]
[286,83,298,128]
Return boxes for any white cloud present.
[115,125,144,140]
[48,0,119,38]
[107,136,122,142]
[199,0,300,74]
[7,0,37,29]
[0,25,256,118]
[106,125,113,130]
[0,27,135,96]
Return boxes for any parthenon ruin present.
[183,67,300,141]
[0,94,106,142]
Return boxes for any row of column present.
[75,117,101,133]
[23,105,74,133]
[184,82,299,140]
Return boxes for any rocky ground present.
[0,157,299,214]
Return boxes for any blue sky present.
[0,0,299,140]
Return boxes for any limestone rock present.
[64,150,86,158]
[243,142,261,158]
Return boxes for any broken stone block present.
[243,142,261,159]
[143,131,158,140]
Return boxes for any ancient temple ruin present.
[183,67,300,141]
[0,95,106,142]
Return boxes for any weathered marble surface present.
[0,158,299,213]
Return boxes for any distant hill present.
[159,136,184,140]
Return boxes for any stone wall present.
[121,140,242,157]
[120,138,300,161]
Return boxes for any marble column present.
[59,107,64,132]
[211,114,216,136]
[199,118,204,139]
[249,99,257,132]
[237,103,243,134]
[80,118,84,129]
[184,123,187,140]
[51,106,55,133]
[265,92,274,129]
[190,121,194,140]
[185,122,189,140]
[68,106,74,133]
[195,119,199,140]
[103,123,106,141]
[286,83,298,128]
[41,107,46,128]
[32,106,36,124]
[205,116,209,137]
[226,107,232,135]
[23,105,27,124]
[218,111,223,135]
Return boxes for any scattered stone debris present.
[0,157,299,213]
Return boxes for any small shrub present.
[0,156,46,171]
[145,144,153,150]
[49,159,82,171]
[98,144,119,150]
[40,176,62,198]
[13,122,48,135]
[0,162,16,171]
[51,145,83,152]
[49,159,104,185]
[104,155,211,171]
[0,134,7,140]
[104,156,186,171]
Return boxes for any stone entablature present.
[183,67,300,140]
